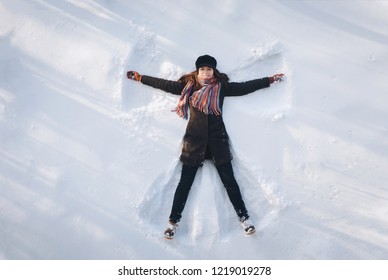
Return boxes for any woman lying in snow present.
[127,54,284,239]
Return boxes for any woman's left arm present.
[224,74,284,96]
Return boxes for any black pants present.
[169,162,249,223]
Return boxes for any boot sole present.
[245,226,256,235]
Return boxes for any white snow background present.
[1,0,388,260]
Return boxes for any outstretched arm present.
[225,73,284,97]
[127,70,183,95]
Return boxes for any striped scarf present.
[175,79,221,119]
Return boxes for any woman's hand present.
[127,71,142,81]
[269,73,284,84]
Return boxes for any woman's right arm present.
[127,71,183,96]
[141,75,184,96]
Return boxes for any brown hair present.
[178,68,229,88]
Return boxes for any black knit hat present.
[195,55,217,69]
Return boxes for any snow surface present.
[1,0,388,260]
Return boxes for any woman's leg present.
[169,164,198,223]
[215,162,249,221]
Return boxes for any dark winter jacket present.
[141,75,271,166]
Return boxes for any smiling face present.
[197,66,214,81]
